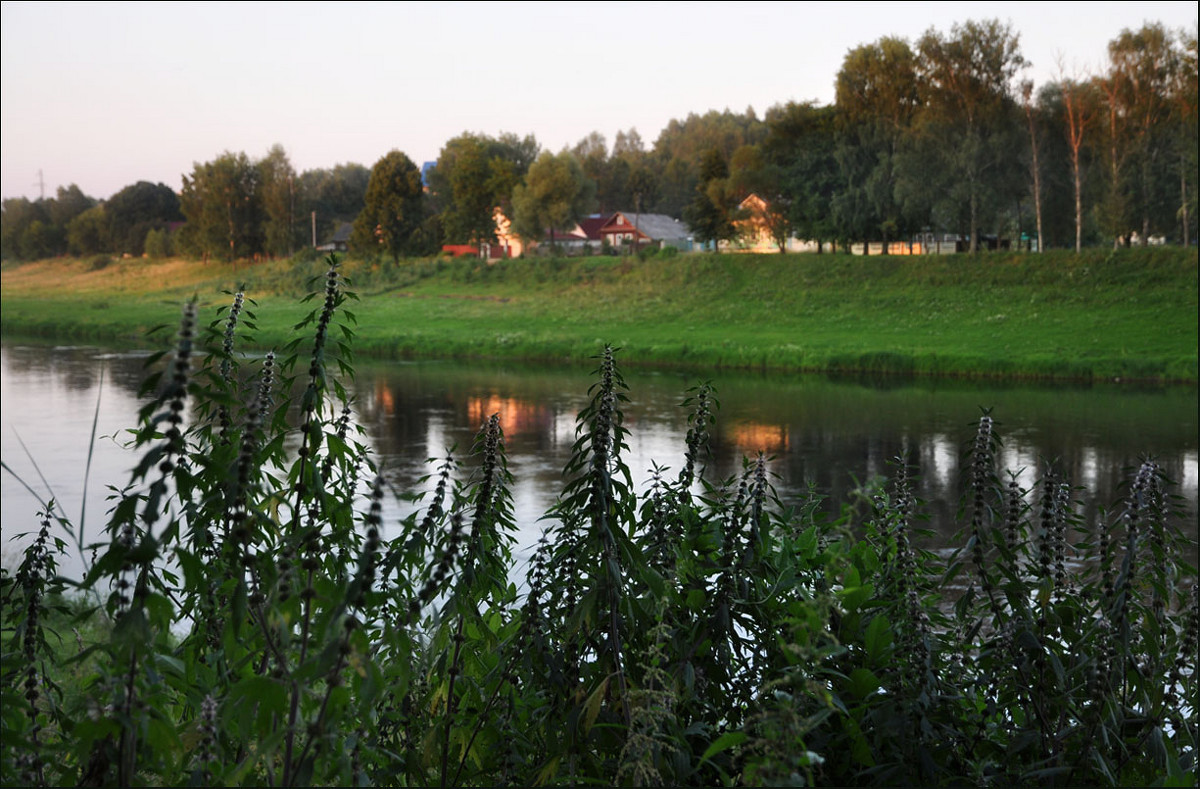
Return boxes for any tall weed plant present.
[2,256,1196,786]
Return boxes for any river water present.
[2,340,1196,580]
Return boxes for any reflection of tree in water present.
[702,409,1196,558]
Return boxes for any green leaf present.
[839,583,873,612]
[583,676,611,733]
[534,756,561,786]
[699,730,747,765]
[848,667,880,699]
[864,614,892,663]
[228,675,288,736]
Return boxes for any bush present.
[2,256,1195,786]
[289,246,321,264]
[143,227,172,258]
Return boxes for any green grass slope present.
[2,248,1196,381]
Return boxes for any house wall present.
[600,229,650,247]
[721,236,813,253]
[492,208,525,258]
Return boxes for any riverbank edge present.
[2,319,1195,386]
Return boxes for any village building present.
[482,207,526,260]
[316,222,354,254]
[724,193,816,254]
[598,211,691,251]
[443,209,696,259]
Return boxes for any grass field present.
[2,247,1196,381]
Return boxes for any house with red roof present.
[598,211,691,251]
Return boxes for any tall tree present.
[2,187,97,259]
[1171,28,1198,246]
[430,132,539,245]
[1057,75,1101,252]
[1095,70,1133,246]
[258,144,298,257]
[47,184,95,230]
[595,127,654,213]
[1,198,49,260]
[834,37,920,250]
[683,147,740,249]
[764,102,838,251]
[298,163,370,245]
[352,150,425,263]
[612,128,645,158]
[511,150,595,251]
[105,181,183,257]
[67,204,110,256]
[179,153,262,261]
[492,132,541,175]
[650,108,765,217]
[573,131,608,181]
[914,19,1027,253]
[1100,23,1180,244]
[18,220,60,260]
[1021,81,1046,252]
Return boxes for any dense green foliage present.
[2,257,1196,785]
[430,132,538,245]
[512,151,596,248]
[352,151,427,263]
[106,182,184,258]
[179,152,265,262]
[684,148,740,249]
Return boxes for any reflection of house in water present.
[375,381,396,414]
[725,421,789,455]
[466,395,552,437]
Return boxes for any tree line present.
[2,20,1195,262]
[0,146,371,262]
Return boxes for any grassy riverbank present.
[2,247,1196,381]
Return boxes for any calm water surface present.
[2,341,1196,580]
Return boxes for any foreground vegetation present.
[2,247,1197,382]
[2,260,1196,786]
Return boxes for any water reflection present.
[2,341,1197,582]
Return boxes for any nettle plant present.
[2,255,1197,787]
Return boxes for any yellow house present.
[731,194,778,253]
[482,207,525,260]
[726,193,819,254]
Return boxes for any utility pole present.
[311,211,317,248]
[34,170,45,200]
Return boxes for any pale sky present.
[2,0,1196,201]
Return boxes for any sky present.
[2,0,1197,201]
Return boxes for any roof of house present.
[740,193,769,211]
[603,212,691,240]
[330,222,354,243]
[541,225,588,242]
[577,214,609,241]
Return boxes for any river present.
[2,340,1196,581]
